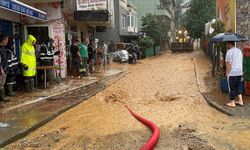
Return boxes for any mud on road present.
[6,51,250,150]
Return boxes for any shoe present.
[30,79,35,91]
[6,84,17,96]
[235,101,244,106]
[24,80,31,92]
[0,88,6,101]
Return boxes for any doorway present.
[26,26,49,45]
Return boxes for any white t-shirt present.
[225,47,243,76]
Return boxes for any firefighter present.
[39,38,59,86]
[21,35,37,92]
[5,40,20,96]
[40,38,57,66]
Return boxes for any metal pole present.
[212,43,215,76]
[58,38,61,78]
[44,68,46,89]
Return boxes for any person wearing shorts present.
[225,41,244,107]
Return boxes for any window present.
[128,14,137,28]
[135,17,138,28]
[131,16,135,27]
[121,14,126,29]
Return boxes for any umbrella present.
[211,32,248,42]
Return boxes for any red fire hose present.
[125,106,160,150]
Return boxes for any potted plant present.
[137,36,155,58]
[217,61,229,93]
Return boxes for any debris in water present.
[0,122,10,128]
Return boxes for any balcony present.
[128,26,138,33]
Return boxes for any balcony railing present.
[128,26,138,33]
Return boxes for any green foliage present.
[208,20,227,78]
[137,36,155,49]
[212,20,226,57]
[175,0,185,27]
[141,13,170,46]
[211,20,225,36]
[205,20,225,40]
[184,0,216,39]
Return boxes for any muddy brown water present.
[0,82,106,147]
[5,51,250,150]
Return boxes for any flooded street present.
[6,51,250,150]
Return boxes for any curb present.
[198,90,234,116]
[4,70,124,113]
[0,71,125,148]
[192,58,234,117]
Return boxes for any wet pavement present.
[0,64,125,112]
[194,52,250,118]
[0,69,124,147]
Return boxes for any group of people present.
[0,34,36,101]
[70,38,108,79]
[0,34,58,101]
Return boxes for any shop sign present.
[0,0,47,20]
[74,11,109,21]
[76,0,107,11]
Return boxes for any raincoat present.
[21,35,37,77]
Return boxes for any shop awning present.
[0,0,47,21]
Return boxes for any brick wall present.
[236,0,250,38]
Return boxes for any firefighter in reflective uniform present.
[39,38,59,86]
[21,35,37,92]
[40,39,55,66]
[5,41,20,96]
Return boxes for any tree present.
[174,0,185,27]
[209,20,226,76]
[141,13,170,47]
[184,0,216,39]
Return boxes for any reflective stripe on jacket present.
[6,49,19,68]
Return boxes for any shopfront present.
[0,0,47,59]
[19,2,67,78]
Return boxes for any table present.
[36,66,61,89]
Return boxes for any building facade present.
[216,0,236,33]
[225,0,236,32]
[131,0,176,43]
[0,0,47,62]
[236,0,250,38]
[216,0,250,40]
[19,0,68,78]
[216,0,227,26]
[95,0,138,43]
[2,0,115,78]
